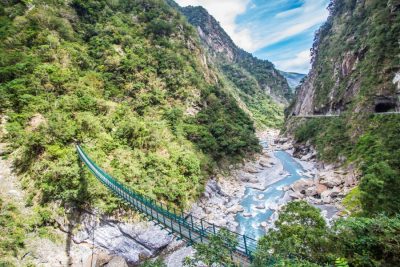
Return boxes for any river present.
[235,148,308,238]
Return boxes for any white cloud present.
[275,50,311,73]
[175,0,329,72]
[175,0,253,50]
[248,0,329,51]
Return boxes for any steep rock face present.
[291,0,400,115]
[181,6,291,104]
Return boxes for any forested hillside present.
[0,0,261,220]
[179,5,291,128]
[286,0,400,214]
[258,1,400,266]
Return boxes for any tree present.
[332,216,400,267]
[184,229,239,267]
[253,201,332,265]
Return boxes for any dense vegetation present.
[269,0,400,266]
[180,5,289,128]
[309,0,399,111]
[0,0,260,214]
[253,201,400,267]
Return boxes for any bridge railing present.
[76,145,257,259]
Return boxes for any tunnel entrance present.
[374,97,397,113]
[375,102,396,113]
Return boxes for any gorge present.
[1,0,399,266]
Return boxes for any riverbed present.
[235,150,309,238]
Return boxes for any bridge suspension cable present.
[76,145,257,261]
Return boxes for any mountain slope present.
[178,5,291,128]
[291,0,399,115]
[286,0,400,216]
[0,0,261,218]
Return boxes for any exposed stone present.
[259,159,270,167]
[316,183,328,194]
[305,186,317,196]
[27,113,46,131]
[244,165,260,173]
[255,203,266,209]
[291,178,313,193]
[319,173,343,188]
[226,204,244,214]
[288,190,303,199]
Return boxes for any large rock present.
[321,191,332,204]
[74,213,173,265]
[319,173,343,188]
[226,204,244,214]
[320,187,341,204]
[305,186,317,196]
[291,178,313,193]
[119,222,173,251]
[259,159,270,167]
[244,164,260,173]
[316,183,328,194]
[288,190,304,199]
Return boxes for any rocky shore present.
[274,135,360,221]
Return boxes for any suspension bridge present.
[76,145,257,263]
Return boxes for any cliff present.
[291,0,400,115]
[176,5,291,128]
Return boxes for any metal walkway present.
[76,145,257,262]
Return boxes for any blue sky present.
[175,0,330,73]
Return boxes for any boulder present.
[243,212,252,217]
[291,178,313,193]
[244,165,260,174]
[239,173,253,182]
[305,186,317,196]
[288,190,303,199]
[255,203,266,209]
[316,183,328,194]
[259,159,270,167]
[226,205,244,214]
[321,192,332,204]
[267,202,279,211]
[319,173,343,188]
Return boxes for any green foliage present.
[254,201,332,265]
[311,0,399,108]
[294,115,400,216]
[254,202,400,267]
[294,117,350,161]
[0,199,26,260]
[335,258,349,267]
[341,186,362,215]
[0,0,260,214]
[354,116,400,216]
[185,87,260,161]
[333,216,400,266]
[184,229,239,267]
[181,6,289,129]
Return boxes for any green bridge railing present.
[76,145,257,260]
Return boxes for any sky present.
[175,0,330,74]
